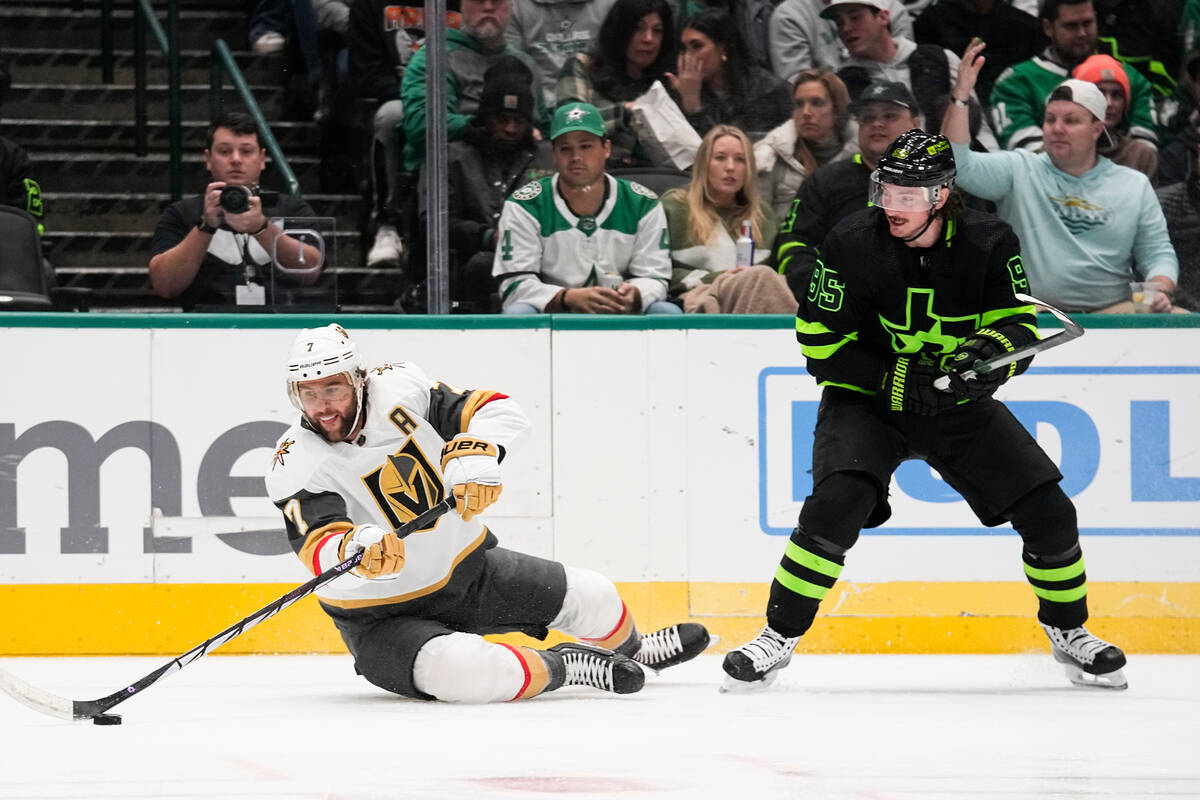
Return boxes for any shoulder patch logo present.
[629,181,658,199]
[272,438,294,470]
[373,363,394,375]
[512,181,542,201]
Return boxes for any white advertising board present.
[2,323,1197,586]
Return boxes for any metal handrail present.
[131,0,182,199]
[209,39,301,198]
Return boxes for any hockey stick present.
[934,293,1084,391]
[0,497,455,725]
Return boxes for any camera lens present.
[218,185,253,214]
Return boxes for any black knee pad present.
[797,471,879,555]
[1007,481,1080,560]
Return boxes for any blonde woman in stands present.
[659,125,796,313]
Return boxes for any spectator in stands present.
[823,0,998,150]
[1,129,54,297]
[667,8,792,142]
[492,102,676,314]
[1072,54,1158,180]
[348,0,462,271]
[423,56,554,312]
[912,0,1042,104]
[754,68,857,218]
[772,80,920,299]
[507,0,617,109]
[1157,136,1200,310]
[148,112,322,311]
[946,42,1179,313]
[555,0,677,169]
[400,0,543,175]
[1156,47,1200,187]
[1,134,45,237]
[249,0,289,54]
[768,0,914,85]
[661,125,794,313]
[1094,0,1186,101]
[989,0,1156,153]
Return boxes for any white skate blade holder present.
[718,668,782,694]
[1057,659,1129,690]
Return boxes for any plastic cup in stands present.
[1130,281,1160,313]
[598,271,622,289]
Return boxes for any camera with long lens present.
[218,184,279,215]
[218,184,259,214]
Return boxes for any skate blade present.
[1064,664,1128,691]
[719,669,779,694]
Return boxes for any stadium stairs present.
[1,0,404,312]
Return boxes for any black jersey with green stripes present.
[795,206,1038,394]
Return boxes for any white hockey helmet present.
[285,323,367,411]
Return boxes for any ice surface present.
[0,653,1196,799]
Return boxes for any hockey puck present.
[92,713,122,726]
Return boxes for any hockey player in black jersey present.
[267,323,710,703]
[722,130,1128,692]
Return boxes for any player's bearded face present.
[297,375,358,442]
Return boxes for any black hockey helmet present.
[869,129,956,213]
[875,129,956,188]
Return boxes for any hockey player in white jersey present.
[266,323,710,702]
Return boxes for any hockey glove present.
[339,524,405,579]
[441,435,503,522]
[879,356,959,416]
[944,327,1018,401]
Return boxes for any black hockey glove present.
[944,327,1018,401]
[879,356,959,416]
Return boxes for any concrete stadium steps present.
[4,84,287,122]
[45,192,364,233]
[4,47,283,87]
[33,151,326,201]
[54,265,405,312]
[6,0,372,311]
[45,228,364,268]
[6,117,320,153]
[0,6,250,52]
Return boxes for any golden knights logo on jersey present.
[363,436,446,530]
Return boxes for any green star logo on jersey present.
[879,288,980,355]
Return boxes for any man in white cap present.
[942,40,1178,313]
[819,0,997,150]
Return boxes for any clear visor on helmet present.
[869,173,942,212]
[287,370,363,411]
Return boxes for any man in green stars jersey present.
[722,129,1128,693]
[492,102,677,313]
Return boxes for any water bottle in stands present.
[735,220,754,268]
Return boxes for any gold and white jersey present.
[265,360,530,610]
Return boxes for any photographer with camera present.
[149,112,323,310]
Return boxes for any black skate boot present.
[546,642,645,694]
[625,623,712,673]
[720,625,800,692]
[1040,623,1128,690]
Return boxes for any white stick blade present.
[0,667,74,720]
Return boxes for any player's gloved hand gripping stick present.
[0,498,455,725]
[933,293,1084,392]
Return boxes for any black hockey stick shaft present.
[1,498,454,722]
[74,497,455,719]
[934,294,1084,390]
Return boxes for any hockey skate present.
[1041,623,1128,690]
[627,623,713,674]
[720,625,800,693]
[547,642,645,694]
